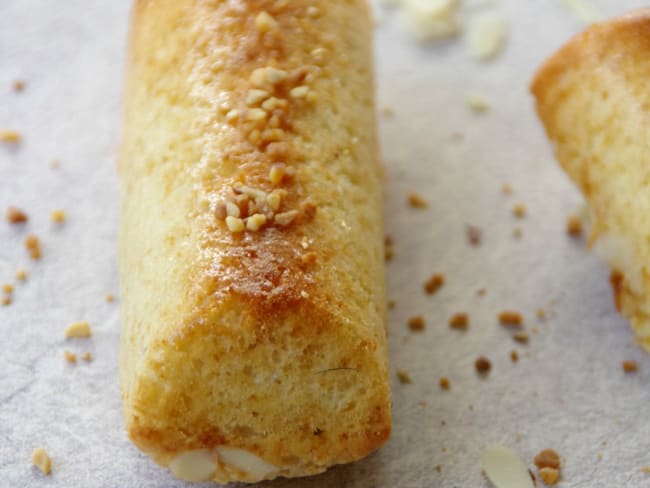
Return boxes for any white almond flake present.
[400,0,461,41]
[467,13,508,61]
[561,0,604,24]
[481,445,534,488]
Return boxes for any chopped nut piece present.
[246,89,269,105]
[64,350,77,363]
[534,449,561,470]
[2,283,14,294]
[81,351,93,361]
[244,108,267,121]
[50,209,66,223]
[274,210,299,226]
[466,224,482,246]
[439,377,450,390]
[214,203,227,220]
[449,313,469,331]
[31,447,52,475]
[225,216,245,233]
[396,369,412,384]
[12,80,25,92]
[24,234,42,260]
[0,130,21,143]
[266,189,287,212]
[1,296,11,306]
[538,467,559,485]
[407,192,428,209]
[513,331,529,344]
[510,350,519,362]
[267,141,289,160]
[255,11,278,32]
[269,163,286,185]
[65,321,91,339]
[105,294,115,303]
[290,86,310,98]
[261,97,287,111]
[7,206,28,223]
[622,360,638,373]
[225,109,240,121]
[265,67,288,84]
[246,213,267,231]
[226,201,241,218]
[513,203,526,218]
[467,13,508,61]
[15,268,27,281]
[408,315,425,331]
[499,311,524,328]
[467,93,489,112]
[566,214,583,237]
[475,356,491,375]
[424,274,445,294]
[641,465,650,474]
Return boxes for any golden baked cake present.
[532,9,650,352]
[118,0,390,483]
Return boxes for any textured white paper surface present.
[2,1,650,487]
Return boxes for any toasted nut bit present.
[2,284,13,294]
[245,108,267,121]
[234,184,267,202]
[262,97,287,111]
[15,268,28,281]
[566,215,583,237]
[475,357,491,375]
[513,331,529,344]
[396,369,412,384]
[534,449,561,470]
[65,321,91,338]
[214,202,227,220]
[499,311,523,328]
[0,130,21,143]
[439,377,451,390]
[424,274,445,294]
[12,80,25,92]
[290,86,310,98]
[224,201,240,218]
[510,350,519,362]
[24,234,42,260]
[269,163,286,185]
[266,189,287,212]
[50,209,66,223]
[408,315,425,331]
[641,465,650,474]
[81,351,93,361]
[466,225,482,246]
[225,216,245,233]
[538,467,559,485]
[407,192,428,209]
[513,203,526,218]
[31,447,52,475]
[225,109,240,121]
[261,128,284,142]
[246,213,267,231]
[265,67,288,84]
[267,141,289,160]
[246,89,269,105]
[63,350,77,363]
[449,313,469,331]
[250,68,267,87]
[105,294,115,303]
[622,360,638,373]
[255,11,278,32]
[274,210,299,227]
[1,296,11,306]
[7,206,28,223]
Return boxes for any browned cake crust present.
[532,9,650,351]
[119,0,390,483]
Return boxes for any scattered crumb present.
[622,360,638,373]
[255,11,278,32]
[12,80,25,92]
[467,93,489,113]
[467,12,508,61]
[381,106,394,118]
[596,453,603,460]
[388,300,396,310]
[399,0,461,41]
[31,447,52,475]
[435,464,442,473]
[2,283,14,294]
[65,321,91,339]
[513,227,523,239]
[534,449,561,470]
[63,350,77,363]
[512,203,526,218]
[50,159,60,169]
[15,268,27,281]
[1,296,11,306]
[24,234,42,260]
[424,273,445,294]
[538,467,559,485]
[439,377,450,390]
[408,315,426,331]
[0,130,21,143]
[513,331,529,344]
[510,350,519,362]
[407,192,428,209]
[475,356,492,375]
[81,351,93,362]
[566,214,583,237]
[384,234,395,261]
[441,420,447,426]
[105,294,115,303]
[449,313,469,331]
[468,404,474,411]
[50,209,66,223]
[501,182,513,194]
[641,465,650,474]
[396,369,412,384]
[466,224,482,246]
[6,206,28,223]
[499,311,524,328]
[536,308,546,321]
[477,288,487,297]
